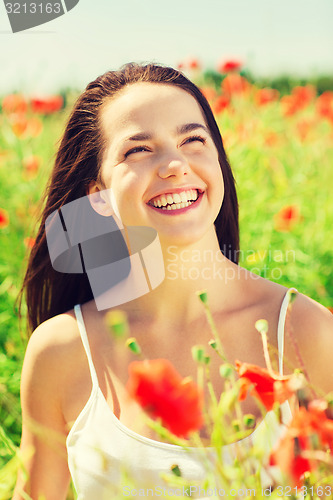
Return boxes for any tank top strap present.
[277,288,298,425]
[74,304,99,389]
[277,287,298,375]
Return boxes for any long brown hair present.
[18,62,239,333]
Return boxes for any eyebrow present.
[125,123,210,142]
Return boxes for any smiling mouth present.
[148,189,203,211]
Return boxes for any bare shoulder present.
[236,265,291,311]
[24,310,80,379]
[21,310,82,421]
[284,291,333,394]
[28,309,79,347]
[289,291,333,329]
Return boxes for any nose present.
[157,150,190,179]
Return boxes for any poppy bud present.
[192,345,205,363]
[196,290,208,304]
[255,319,268,335]
[325,398,333,419]
[105,310,128,338]
[203,355,211,365]
[171,464,182,477]
[303,471,311,485]
[126,337,141,355]
[243,414,256,429]
[219,363,233,379]
[208,339,217,350]
[232,419,241,432]
[288,289,298,304]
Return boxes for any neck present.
[91,226,240,326]
[125,227,239,325]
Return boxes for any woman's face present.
[94,82,224,246]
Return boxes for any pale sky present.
[0,0,332,94]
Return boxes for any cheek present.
[209,161,224,214]
[110,171,144,222]
[215,172,225,214]
[206,155,224,189]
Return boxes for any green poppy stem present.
[197,291,227,363]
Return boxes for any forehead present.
[99,82,207,146]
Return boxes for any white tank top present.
[66,289,296,499]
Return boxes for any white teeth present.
[160,195,167,206]
[172,193,182,203]
[180,192,188,203]
[160,200,192,210]
[150,189,200,209]
[187,189,197,201]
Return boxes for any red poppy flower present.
[26,117,43,137]
[255,88,280,106]
[2,94,27,114]
[316,91,333,124]
[274,205,301,232]
[235,361,295,412]
[281,86,316,116]
[188,58,200,70]
[306,400,333,450]
[30,95,63,114]
[200,86,217,102]
[270,401,333,486]
[10,115,43,138]
[280,95,299,117]
[0,208,9,229]
[221,74,250,97]
[126,359,204,437]
[292,85,316,106]
[24,237,36,249]
[270,424,312,487]
[23,155,40,177]
[10,115,29,137]
[213,94,230,114]
[296,119,314,141]
[218,60,242,73]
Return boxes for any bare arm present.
[285,292,333,396]
[13,321,72,500]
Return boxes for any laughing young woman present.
[13,63,333,499]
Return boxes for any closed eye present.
[124,145,150,158]
[124,135,206,158]
[182,135,207,146]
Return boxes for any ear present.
[87,181,114,217]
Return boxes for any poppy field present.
[0,62,333,497]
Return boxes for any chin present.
[158,225,213,249]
